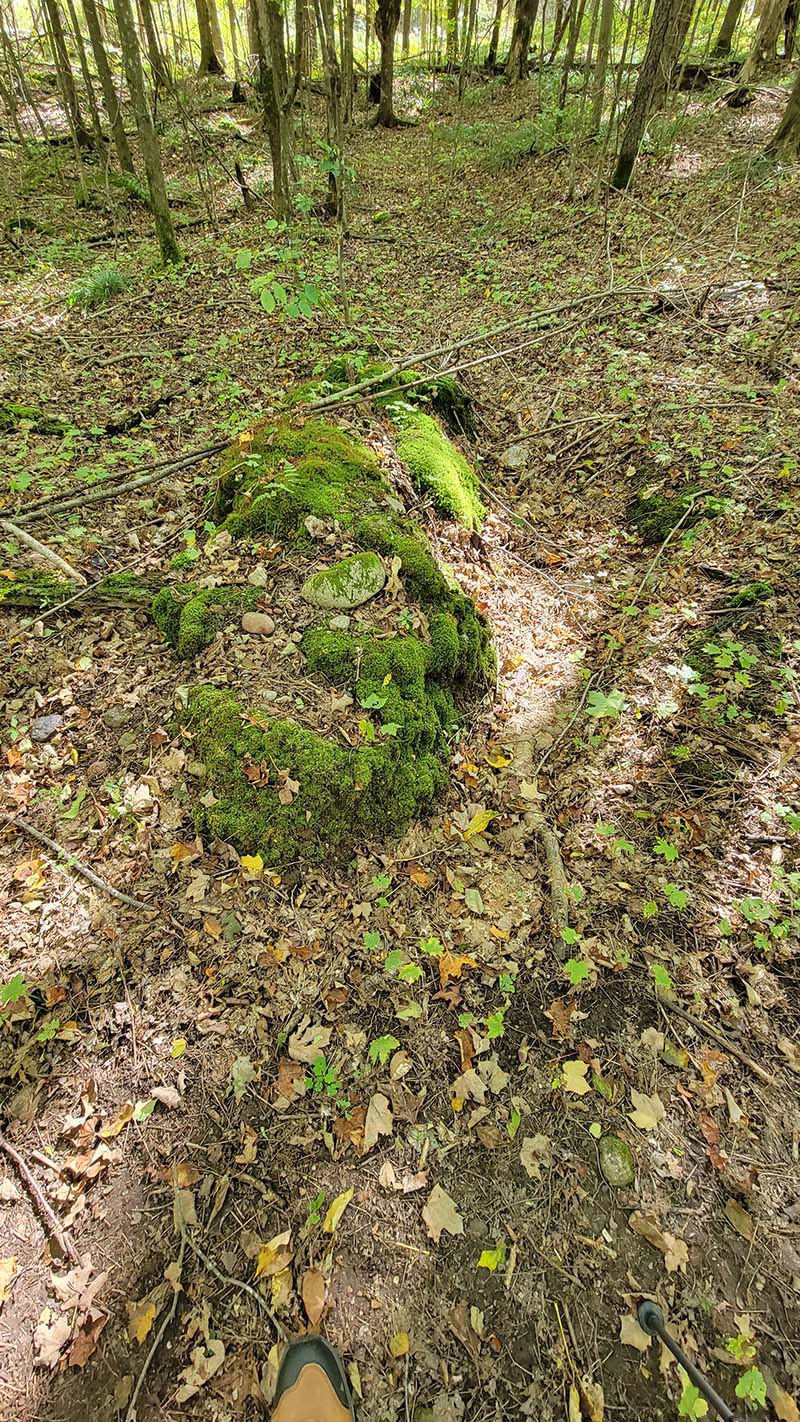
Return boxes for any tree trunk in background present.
[250,0,294,216]
[766,56,800,147]
[712,0,744,53]
[62,0,105,143]
[42,0,93,145]
[487,0,504,67]
[139,0,171,86]
[227,0,241,74]
[458,0,476,92]
[611,0,695,188]
[558,0,586,105]
[505,0,538,82]
[112,0,181,261]
[196,0,225,71]
[313,0,346,217]
[374,0,401,122]
[343,0,354,119]
[81,0,135,170]
[445,0,458,63]
[208,0,227,66]
[784,0,799,58]
[591,0,613,127]
[401,0,411,55]
[727,0,784,98]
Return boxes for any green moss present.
[0,402,67,434]
[152,584,260,658]
[627,488,714,544]
[186,684,450,863]
[213,419,385,540]
[394,410,484,530]
[0,569,68,607]
[730,581,774,607]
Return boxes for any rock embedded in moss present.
[151,584,260,658]
[598,1134,635,1187]
[301,552,386,610]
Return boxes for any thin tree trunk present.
[401,0,411,54]
[611,0,695,188]
[458,0,476,92]
[208,0,227,65]
[42,0,93,145]
[196,0,225,71]
[81,0,135,169]
[487,0,503,66]
[374,0,401,122]
[712,0,744,54]
[227,0,241,73]
[250,0,294,216]
[728,0,784,98]
[445,0,458,63]
[784,0,799,56]
[313,0,347,226]
[112,0,181,261]
[343,0,354,119]
[591,0,613,127]
[139,0,171,86]
[505,0,538,82]
[766,52,800,147]
[558,0,587,105]
[62,0,105,143]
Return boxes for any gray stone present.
[499,442,531,472]
[301,552,386,611]
[102,707,131,730]
[329,614,351,630]
[598,1134,635,1187]
[30,713,64,742]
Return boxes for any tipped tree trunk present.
[487,0,504,67]
[42,0,93,145]
[505,0,538,82]
[766,56,800,149]
[81,0,135,170]
[591,0,614,128]
[112,0,181,262]
[712,0,744,54]
[610,0,695,189]
[196,0,225,71]
[374,0,402,123]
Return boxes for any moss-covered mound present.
[627,487,720,544]
[151,584,260,658]
[393,409,483,530]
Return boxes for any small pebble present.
[241,611,275,636]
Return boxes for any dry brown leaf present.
[448,1300,481,1362]
[629,1212,688,1273]
[65,1308,107,1369]
[173,1188,198,1232]
[628,1089,666,1131]
[0,1257,16,1308]
[520,1135,552,1181]
[422,1184,464,1244]
[364,1092,393,1154]
[408,863,434,889]
[724,1198,754,1242]
[301,1269,326,1327]
[451,1068,487,1105]
[778,1038,800,1074]
[439,951,478,988]
[454,1027,475,1072]
[273,1057,307,1109]
[619,1314,652,1352]
[288,1022,332,1064]
[175,1339,226,1403]
[546,997,576,1040]
[151,1085,181,1110]
[763,1367,800,1422]
[97,1102,133,1140]
[34,1313,72,1369]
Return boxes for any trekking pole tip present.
[637,1300,665,1336]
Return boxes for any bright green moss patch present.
[186,683,450,863]
[213,419,386,540]
[151,584,260,658]
[394,409,484,530]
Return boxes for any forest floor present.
[1,65,799,1422]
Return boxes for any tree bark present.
[505,0,538,83]
[766,54,800,149]
[42,0,93,145]
[445,0,458,63]
[138,0,171,86]
[558,0,587,105]
[487,0,504,67]
[208,0,227,66]
[196,0,225,72]
[81,0,135,169]
[62,0,105,144]
[401,0,412,55]
[343,0,355,120]
[250,0,294,217]
[590,0,614,128]
[374,0,401,122]
[610,0,695,189]
[712,0,744,54]
[112,0,181,262]
[727,0,784,100]
[227,0,241,74]
[313,0,346,218]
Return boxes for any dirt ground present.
[1,66,799,1422]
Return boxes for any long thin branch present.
[2,815,153,911]
[658,996,772,1085]
[0,1135,79,1263]
[186,1237,286,1340]
[12,441,228,525]
[0,519,86,584]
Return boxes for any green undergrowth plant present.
[67,262,127,312]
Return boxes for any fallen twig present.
[12,441,228,525]
[0,519,86,585]
[633,490,711,601]
[0,1135,79,1263]
[524,782,570,944]
[125,1233,186,1422]
[658,995,772,1085]
[187,1236,286,1340]
[2,814,153,912]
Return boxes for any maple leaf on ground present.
[363,1092,393,1153]
[422,1184,464,1244]
[628,1089,666,1131]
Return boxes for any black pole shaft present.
[637,1302,740,1422]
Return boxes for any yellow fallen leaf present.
[439,950,478,988]
[628,1089,666,1131]
[170,1038,187,1060]
[389,1331,410,1358]
[255,1230,293,1278]
[485,749,512,768]
[240,854,264,878]
[0,1257,16,1308]
[477,1246,506,1271]
[98,1101,133,1139]
[724,1198,754,1242]
[323,1187,354,1234]
[464,809,496,840]
[562,1059,591,1095]
[127,1298,157,1344]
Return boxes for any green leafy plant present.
[67,263,127,312]
[363,929,382,951]
[369,1034,400,1068]
[419,936,443,956]
[306,1054,344,1100]
[564,958,592,986]
[1,974,30,1005]
[678,1380,708,1420]
[586,688,627,719]
[663,884,690,910]
[306,1189,326,1226]
[735,1368,767,1411]
[654,838,680,862]
[652,963,673,990]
